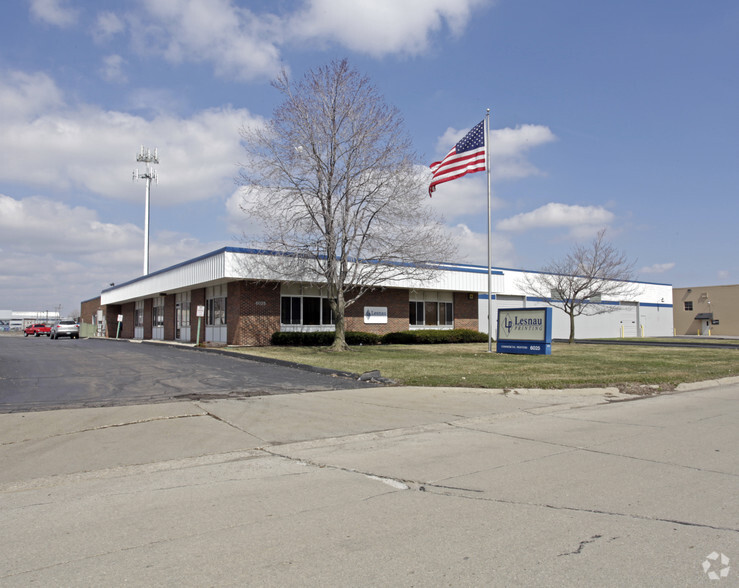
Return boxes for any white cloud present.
[290,0,490,57]
[496,203,614,238]
[426,171,505,222]
[489,125,557,179]
[29,0,78,27]
[427,124,554,221]
[0,71,63,122]
[224,188,264,240]
[434,123,556,182]
[0,70,263,205]
[639,262,676,275]
[93,11,126,43]
[129,0,284,81]
[0,193,227,315]
[83,0,491,81]
[100,55,128,84]
[448,223,516,268]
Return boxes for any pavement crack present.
[257,446,483,494]
[0,414,207,446]
[194,402,267,442]
[448,424,739,478]
[426,490,739,534]
[558,534,604,556]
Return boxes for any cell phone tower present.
[133,146,159,275]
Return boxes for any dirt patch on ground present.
[615,383,675,396]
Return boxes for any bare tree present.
[238,59,456,351]
[519,229,638,343]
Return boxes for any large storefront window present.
[280,286,335,328]
[409,291,453,328]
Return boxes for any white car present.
[51,320,80,340]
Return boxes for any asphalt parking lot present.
[0,335,377,412]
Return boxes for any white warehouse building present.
[81,247,673,346]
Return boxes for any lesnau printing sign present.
[364,307,388,324]
[496,307,552,355]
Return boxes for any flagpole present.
[486,108,493,353]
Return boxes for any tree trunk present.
[328,290,350,352]
[568,311,576,344]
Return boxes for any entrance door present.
[701,320,711,335]
[175,292,191,342]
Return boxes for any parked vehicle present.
[24,323,51,337]
[51,320,80,340]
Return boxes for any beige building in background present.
[673,285,739,336]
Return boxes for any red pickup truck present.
[24,323,51,337]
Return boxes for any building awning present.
[695,312,713,320]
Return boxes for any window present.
[281,296,302,325]
[322,298,335,325]
[152,296,164,327]
[439,302,454,326]
[206,285,227,326]
[207,297,226,326]
[410,292,453,327]
[176,292,191,327]
[409,301,424,325]
[280,286,335,326]
[303,297,321,325]
[684,301,693,311]
[134,300,144,327]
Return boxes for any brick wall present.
[143,298,153,340]
[120,302,135,338]
[81,297,101,325]
[454,292,478,330]
[345,288,409,335]
[104,305,121,338]
[227,281,281,346]
[163,295,176,341]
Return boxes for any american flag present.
[428,120,486,196]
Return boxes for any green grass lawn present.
[230,342,738,390]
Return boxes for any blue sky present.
[1,0,738,316]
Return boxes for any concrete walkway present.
[1,380,737,586]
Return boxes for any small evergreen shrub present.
[270,331,381,346]
[271,331,334,346]
[345,331,381,346]
[381,329,488,345]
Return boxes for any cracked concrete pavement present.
[1,380,738,586]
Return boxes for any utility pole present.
[133,146,159,275]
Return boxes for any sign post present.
[196,305,205,346]
[496,308,552,355]
[116,314,123,340]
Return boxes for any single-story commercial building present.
[81,247,674,345]
[673,284,739,336]
[0,310,61,331]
